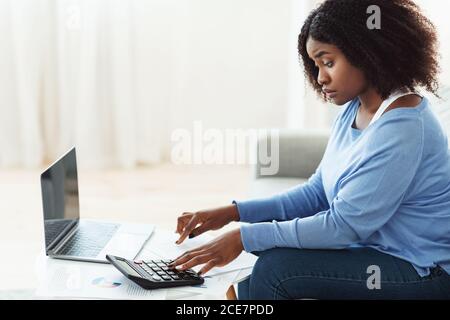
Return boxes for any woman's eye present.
[314,61,333,68]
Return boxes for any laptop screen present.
[41,147,80,251]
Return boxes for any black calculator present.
[106,255,204,289]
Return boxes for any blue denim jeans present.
[237,247,450,300]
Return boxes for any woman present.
[168,0,450,299]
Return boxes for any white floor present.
[0,163,251,295]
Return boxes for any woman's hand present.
[168,229,244,275]
[175,204,240,244]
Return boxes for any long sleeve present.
[239,116,424,253]
[233,161,330,223]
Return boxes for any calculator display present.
[117,260,141,277]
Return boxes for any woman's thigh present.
[237,247,450,300]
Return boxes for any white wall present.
[167,0,291,130]
[415,0,450,87]
[146,0,296,162]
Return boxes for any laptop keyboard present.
[45,219,74,246]
[58,222,120,257]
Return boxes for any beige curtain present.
[0,0,298,169]
[0,0,174,169]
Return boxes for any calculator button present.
[161,275,172,281]
[152,275,162,281]
[133,260,143,264]
[171,274,180,280]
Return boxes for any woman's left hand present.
[168,228,244,275]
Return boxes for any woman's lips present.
[325,91,337,98]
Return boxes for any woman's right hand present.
[175,204,240,244]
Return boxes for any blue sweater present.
[234,96,450,277]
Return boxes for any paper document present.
[35,255,167,300]
[232,267,253,284]
[166,269,239,296]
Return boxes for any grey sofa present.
[249,129,329,198]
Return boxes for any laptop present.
[40,147,154,263]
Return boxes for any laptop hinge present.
[48,222,79,255]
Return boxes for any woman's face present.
[306,37,368,105]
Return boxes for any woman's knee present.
[237,278,250,300]
[247,249,290,299]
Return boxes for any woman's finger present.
[175,254,211,271]
[168,246,207,268]
[198,258,220,276]
[189,221,212,238]
[176,215,201,244]
[170,249,193,264]
[176,213,193,234]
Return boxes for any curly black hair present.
[298,0,441,101]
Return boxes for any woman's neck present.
[357,87,383,115]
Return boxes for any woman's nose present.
[317,68,330,86]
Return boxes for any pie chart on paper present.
[92,277,122,288]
